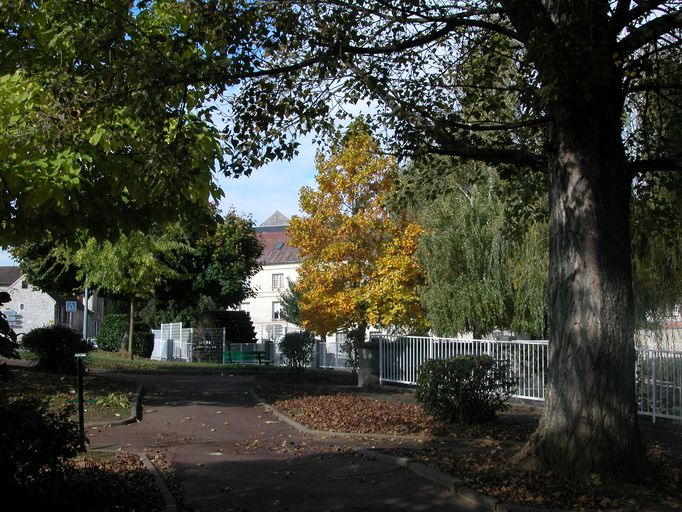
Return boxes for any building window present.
[272,273,284,290]
[240,302,251,313]
[272,301,282,320]
[274,242,284,250]
[21,280,28,289]
[19,304,24,310]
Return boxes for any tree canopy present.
[13,212,263,328]
[0,1,222,246]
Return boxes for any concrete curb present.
[87,383,176,512]
[86,384,145,428]
[251,390,563,512]
[140,452,178,512]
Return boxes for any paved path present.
[87,373,486,512]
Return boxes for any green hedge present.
[416,355,515,423]
[132,330,154,358]
[96,314,128,352]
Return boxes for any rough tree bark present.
[505,0,646,480]
[519,65,645,483]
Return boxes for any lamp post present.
[74,352,87,452]
[82,285,89,340]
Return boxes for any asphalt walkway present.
[87,373,487,512]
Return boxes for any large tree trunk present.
[520,83,646,480]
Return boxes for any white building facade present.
[0,266,104,338]
[242,212,303,343]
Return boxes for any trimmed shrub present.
[96,314,128,352]
[0,396,80,487]
[21,325,91,373]
[278,331,315,370]
[132,329,154,358]
[416,355,515,423]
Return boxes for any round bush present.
[95,314,128,352]
[416,355,516,424]
[21,325,91,373]
[278,331,315,370]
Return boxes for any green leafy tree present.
[13,211,263,330]
[0,2,222,246]
[148,212,263,326]
[75,231,183,358]
[279,279,302,327]
[415,162,547,339]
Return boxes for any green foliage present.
[278,331,316,370]
[96,314,129,353]
[279,279,302,326]
[0,3,223,246]
[416,162,547,338]
[21,326,91,374]
[145,212,263,325]
[416,355,515,424]
[11,237,82,296]
[0,396,80,487]
[132,322,155,359]
[76,231,184,300]
[631,171,682,327]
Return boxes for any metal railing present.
[317,341,351,370]
[152,324,226,362]
[637,349,682,422]
[377,335,548,401]
[375,334,682,420]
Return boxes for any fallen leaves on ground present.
[274,393,446,435]
[12,450,172,511]
[267,384,682,511]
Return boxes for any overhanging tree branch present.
[425,143,546,170]
[628,156,682,174]
[618,11,682,56]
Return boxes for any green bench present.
[223,350,271,365]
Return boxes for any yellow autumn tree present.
[288,124,427,339]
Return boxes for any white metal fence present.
[376,335,547,401]
[152,323,226,362]
[317,341,352,370]
[151,323,277,364]
[375,334,682,421]
[637,349,682,421]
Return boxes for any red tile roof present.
[0,266,22,287]
[256,227,301,265]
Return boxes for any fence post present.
[651,350,656,423]
[378,335,383,385]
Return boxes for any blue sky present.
[217,134,318,225]
[0,136,319,267]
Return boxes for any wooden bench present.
[223,350,270,365]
